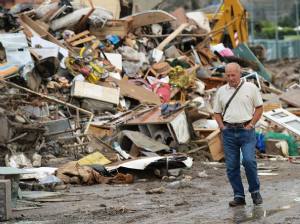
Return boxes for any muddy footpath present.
[6,159,300,224]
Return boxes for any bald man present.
[214,63,263,207]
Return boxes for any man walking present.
[213,62,263,207]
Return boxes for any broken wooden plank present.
[170,7,188,29]
[90,20,129,39]
[33,198,82,202]
[70,36,96,46]
[126,107,178,125]
[19,14,48,36]
[187,145,208,154]
[13,207,40,211]
[263,103,282,112]
[19,14,73,52]
[35,20,50,31]
[156,23,189,51]
[74,0,95,33]
[261,82,283,95]
[66,30,90,43]
[49,5,68,22]
[279,88,300,107]
[286,108,300,116]
[18,19,34,38]
[258,172,278,176]
[112,78,161,105]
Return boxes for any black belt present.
[224,120,251,128]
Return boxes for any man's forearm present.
[214,113,225,129]
[250,106,263,126]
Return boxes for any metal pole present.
[275,0,279,59]
[250,0,255,42]
[296,0,299,35]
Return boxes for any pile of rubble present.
[0,0,300,220]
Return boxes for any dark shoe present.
[251,192,263,205]
[229,197,246,207]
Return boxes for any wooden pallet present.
[66,30,96,47]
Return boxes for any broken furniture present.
[192,119,224,161]
[0,167,31,208]
[71,81,120,114]
[117,130,170,157]
[0,80,94,159]
[121,107,191,147]
[193,127,224,161]
[205,129,224,161]
[42,118,90,159]
[264,108,300,137]
[264,132,299,156]
[264,139,288,156]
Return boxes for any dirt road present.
[7,159,300,224]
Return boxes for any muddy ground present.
[5,157,300,224]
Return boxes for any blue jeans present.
[222,127,260,199]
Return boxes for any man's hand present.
[220,124,226,131]
[214,113,225,131]
[244,122,254,130]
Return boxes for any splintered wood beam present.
[156,23,189,51]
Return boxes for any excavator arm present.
[206,0,249,48]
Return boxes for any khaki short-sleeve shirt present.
[213,82,263,123]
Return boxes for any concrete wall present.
[0,180,11,221]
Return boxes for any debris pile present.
[0,1,300,219]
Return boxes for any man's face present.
[225,65,241,88]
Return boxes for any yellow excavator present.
[206,0,249,48]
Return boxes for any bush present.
[255,21,297,39]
